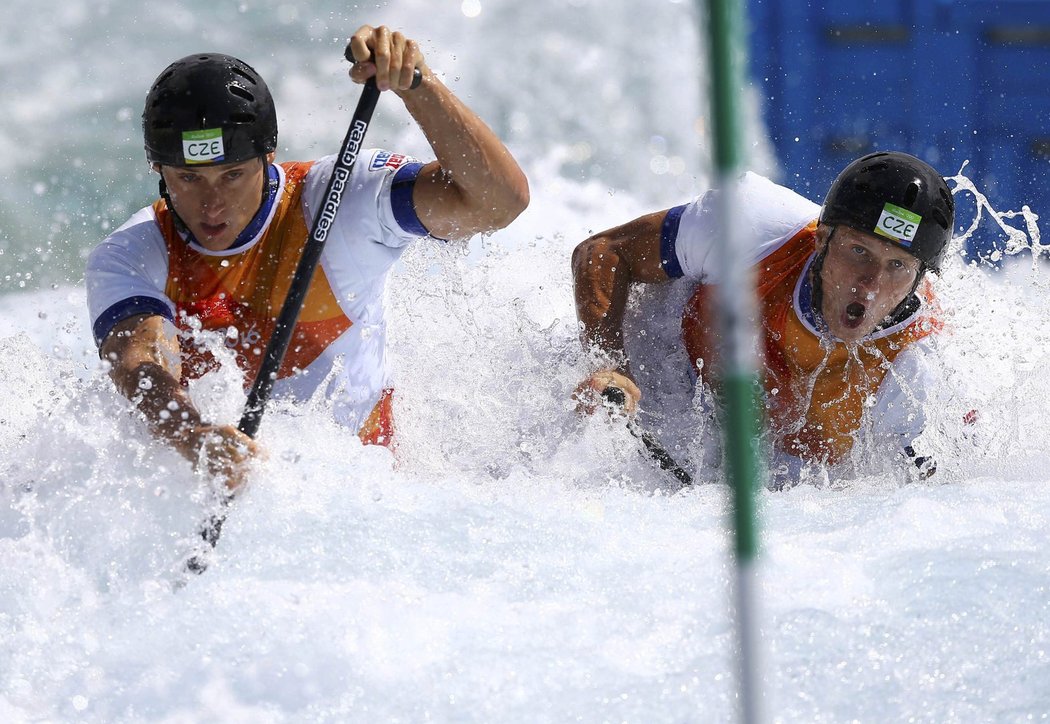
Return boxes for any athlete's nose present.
[855,261,881,293]
[200,187,227,219]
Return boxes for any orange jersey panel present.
[358,388,395,448]
[154,161,351,385]
[682,223,940,463]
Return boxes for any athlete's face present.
[818,225,922,343]
[157,154,274,252]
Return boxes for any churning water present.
[2,1,1049,721]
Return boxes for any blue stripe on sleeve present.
[660,205,687,278]
[93,296,174,347]
[390,162,431,238]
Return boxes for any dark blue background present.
[747,0,1050,263]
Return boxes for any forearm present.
[400,72,529,238]
[572,212,673,372]
[100,315,259,489]
[110,357,259,490]
[111,360,205,457]
[102,315,205,460]
[572,236,634,372]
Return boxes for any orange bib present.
[154,161,391,446]
[682,223,939,463]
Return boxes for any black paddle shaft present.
[601,387,693,488]
[238,45,421,438]
[183,46,402,577]
[237,80,379,438]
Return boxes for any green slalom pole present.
[700,0,765,721]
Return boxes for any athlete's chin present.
[835,330,869,344]
[200,239,234,252]
[826,317,877,343]
[191,225,236,251]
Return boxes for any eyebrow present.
[180,164,251,175]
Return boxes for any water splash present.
[949,160,1045,265]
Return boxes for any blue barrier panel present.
[748,0,1050,263]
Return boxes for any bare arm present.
[572,210,674,367]
[348,25,530,241]
[571,210,674,412]
[100,314,259,489]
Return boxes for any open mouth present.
[846,302,865,321]
[199,221,228,238]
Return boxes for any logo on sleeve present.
[875,203,921,246]
[369,150,411,172]
[182,129,225,165]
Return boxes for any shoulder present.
[106,205,162,244]
[303,149,420,185]
[300,149,418,215]
[681,172,821,240]
[868,335,938,412]
[295,150,428,272]
[888,337,938,376]
[85,206,174,346]
[87,206,167,272]
[738,171,822,222]
[279,160,314,186]
[861,337,939,445]
[669,173,820,279]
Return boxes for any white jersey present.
[664,171,822,281]
[648,172,941,474]
[86,150,432,433]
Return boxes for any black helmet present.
[142,53,278,167]
[820,151,955,272]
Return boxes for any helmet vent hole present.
[932,208,949,230]
[231,67,256,85]
[904,182,919,207]
[228,85,255,103]
[229,112,256,124]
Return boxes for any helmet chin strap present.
[157,175,190,235]
[808,225,834,327]
[883,265,926,328]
